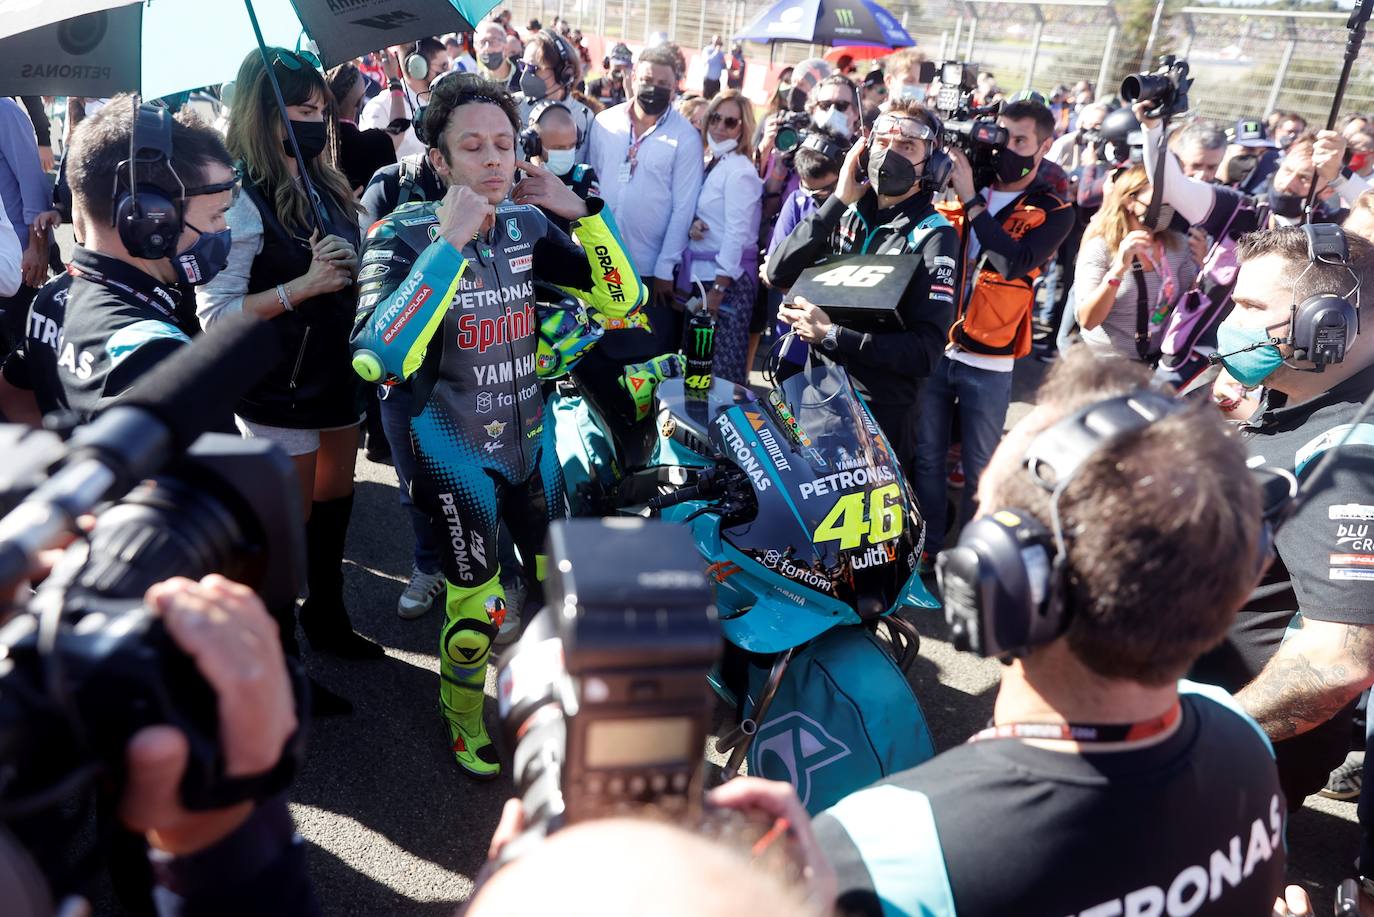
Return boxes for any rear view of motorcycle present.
[539,287,940,814]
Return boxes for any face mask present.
[636,83,672,116]
[283,119,327,161]
[1351,152,1371,175]
[1268,186,1305,219]
[868,147,918,197]
[1216,318,1286,388]
[520,67,549,102]
[996,147,1037,184]
[481,51,506,72]
[544,148,576,176]
[812,106,850,138]
[707,136,738,157]
[172,223,232,286]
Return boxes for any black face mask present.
[1268,186,1305,219]
[636,83,672,116]
[481,51,506,71]
[868,148,918,197]
[284,119,327,161]
[996,147,1037,184]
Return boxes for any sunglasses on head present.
[273,48,322,72]
[817,99,851,112]
[709,112,741,129]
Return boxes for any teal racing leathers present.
[351,198,643,777]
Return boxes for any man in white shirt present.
[360,39,448,159]
[587,45,704,357]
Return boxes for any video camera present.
[923,59,1009,187]
[1121,55,1192,120]
[496,518,720,856]
[0,315,307,899]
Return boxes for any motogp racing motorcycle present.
[542,290,940,813]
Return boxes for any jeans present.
[913,355,1014,554]
[378,385,442,575]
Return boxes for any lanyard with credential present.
[68,262,178,319]
[622,116,662,182]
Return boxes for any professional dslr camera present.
[1121,55,1193,119]
[0,318,307,902]
[924,59,1009,186]
[496,518,720,856]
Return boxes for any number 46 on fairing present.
[813,483,903,550]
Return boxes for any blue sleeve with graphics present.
[351,231,467,383]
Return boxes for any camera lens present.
[776,126,799,153]
[1121,73,1171,106]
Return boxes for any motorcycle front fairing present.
[654,367,938,654]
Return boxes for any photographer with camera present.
[1047,101,1107,174]
[765,101,959,469]
[914,97,1073,565]
[813,347,1285,916]
[20,97,234,423]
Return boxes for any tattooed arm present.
[1236,617,1374,742]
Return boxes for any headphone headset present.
[796,130,849,167]
[535,29,575,88]
[405,41,432,82]
[1288,222,1361,368]
[917,108,953,193]
[935,390,1282,659]
[518,98,581,160]
[112,100,185,261]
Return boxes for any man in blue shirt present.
[702,35,726,100]
[0,97,59,359]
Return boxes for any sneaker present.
[494,579,526,646]
[398,567,445,619]
[1320,751,1364,800]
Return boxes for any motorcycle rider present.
[766,98,959,472]
[350,72,643,778]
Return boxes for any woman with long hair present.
[686,90,762,383]
[1074,164,1200,360]
[200,49,381,706]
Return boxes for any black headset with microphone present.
[935,389,1283,658]
[519,98,582,160]
[112,101,185,261]
[1209,222,1361,370]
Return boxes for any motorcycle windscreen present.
[710,364,924,615]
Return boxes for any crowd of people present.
[0,11,1372,917]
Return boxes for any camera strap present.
[1133,261,1152,361]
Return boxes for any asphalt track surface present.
[284,359,1359,917]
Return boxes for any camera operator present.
[1046,101,1107,173]
[1171,119,1228,184]
[1192,228,1374,821]
[765,101,959,469]
[21,96,235,422]
[813,348,1284,916]
[914,98,1073,565]
[587,44,633,109]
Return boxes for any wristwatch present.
[821,324,840,352]
[388,78,403,92]
[711,282,730,294]
[963,192,988,212]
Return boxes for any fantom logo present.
[835,8,857,27]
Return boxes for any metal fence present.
[502,0,1374,126]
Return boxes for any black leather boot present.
[299,493,384,660]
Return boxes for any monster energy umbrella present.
[733,0,914,49]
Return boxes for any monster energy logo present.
[835,8,856,27]
[692,325,715,355]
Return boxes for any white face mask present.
[813,106,850,138]
[707,136,738,157]
[544,148,576,176]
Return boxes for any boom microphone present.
[0,314,283,591]
[1206,337,1280,365]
